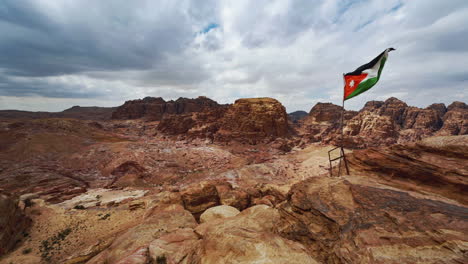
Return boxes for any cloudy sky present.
[0,0,467,112]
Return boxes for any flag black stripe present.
[345,50,386,76]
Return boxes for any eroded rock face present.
[300,97,468,148]
[156,97,292,144]
[194,205,319,264]
[437,102,468,136]
[347,135,468,205]
[215,98,290,143]
[112,96,220,121]
[277,172,468,263]
[87,204,197,264]
[0,193,30,256]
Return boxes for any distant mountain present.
[288,110,308,123]
[0,106,116,121]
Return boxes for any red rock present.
[215,98,290,143]
[181,182,220,215]
[112,96,220,121]
[437,102,468,136]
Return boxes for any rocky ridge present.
[300,97,468,148]
[111,96,221,121]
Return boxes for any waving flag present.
[344,48,395,100]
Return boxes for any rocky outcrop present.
[215,98,290,143]
[301,97,468,148]
[279,175,468,263]
[347,135,468,205]
[437,102,468,136]
[111,96,220,121]
[87,204,197,264]
[157,97,292,143]
[194,205,319,263]
[299,102,357,143]
[0,193,30,256]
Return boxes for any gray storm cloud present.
[0,0,467,112]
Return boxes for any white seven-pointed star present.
[349,80,355,87]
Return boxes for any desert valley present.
[0,96,467,263]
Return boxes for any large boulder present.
[199,205,240,223]
[0,193,30,256]
[181,182,220,215]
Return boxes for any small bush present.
[22,248,32,254]
[73,205,85,210]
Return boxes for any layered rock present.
[279,175,468,263]
[157,97,292,143]
[347,135,468,205]
[0,193,30,256]
[437,102,468,135]
[112,96,220,121]
[301,97,468,148]
[215,98,290,143]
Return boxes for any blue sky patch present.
[201,23,219,34]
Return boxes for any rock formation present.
[215,98,290,143]
[157,97,291,143]
[0,193,30,256]
[111,96,220,121]
[300,97,468,148]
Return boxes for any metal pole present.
[340,74,349,175]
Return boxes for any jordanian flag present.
[344,48,395,100]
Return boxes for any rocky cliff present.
[111,96,221,121]
[300,97,468,148]
[157,97,291,143]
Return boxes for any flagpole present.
[341,74,345,148]
[341,73,349,175]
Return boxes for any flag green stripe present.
[344,56,387,100]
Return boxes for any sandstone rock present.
[341,112,397,148]
[279,175,468,263]
[87,205,197,263]
[112,96,220,121]
[200,205,240,223]
[148,228,199,264]
[114,247,149,264]
[402,107,442,130]
[194,205,318,264]
[181,183,220,215]
[347,135,468,205]
[437,102,468,136]
[427,103,447,119]
[129,200,146,211]
[0,193,30,256]
[378,97,408,125]
[299,97,467,148]
[157,107,227,138]
[215,98,290,143]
